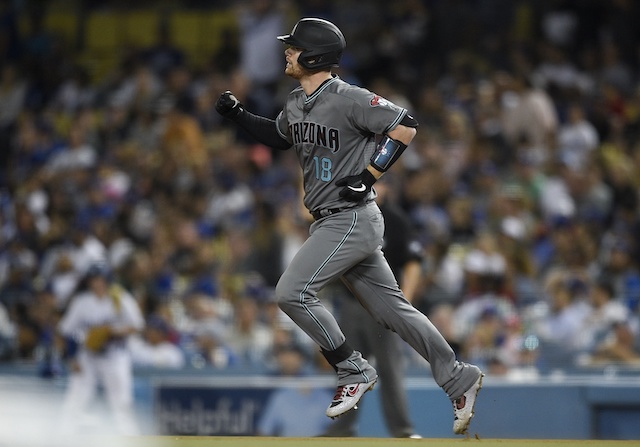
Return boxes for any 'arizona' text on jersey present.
[289,121,340,152]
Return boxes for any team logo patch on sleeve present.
[370,95,390,107]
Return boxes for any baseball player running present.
[216,17,483,435]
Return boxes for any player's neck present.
[299,71,333,96]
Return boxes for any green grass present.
[88,436,639,447]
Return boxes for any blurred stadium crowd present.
[1,0,640,378]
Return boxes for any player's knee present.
[274,277,296,311]
[275,275,314,317]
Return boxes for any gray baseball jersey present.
[275,76,407,213]
[273,75,481,400]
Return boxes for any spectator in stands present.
[38,250,79,309]
[557,103,600,172]
[226,296,273,367]
[44,121,97,177]
[446,192,477,247]
[535,217,597,281]
[570,161,613,228]
[241,201,285,288]
[158,92,208,171]
[532,271,591,352]
[462,305,517,375]
[10,115,59,187]
[163,65,196,117]
[165,217,207,281]
[140,22,186,79]
[598,40,634,95]
[579,279,631,353]
[499,217,541,309]
[235,0,286,118]
[49,65,97,115]
[588,318,640,366]
[175,290,234,369]
[441,108,473,180]
[498,71,558,167]
[489,182,537,245]
[64,220,108,277]
[462,230,508,300]
[596,239,640,310]
[454,289,518,365]
[601,153,640,243]
[257,340,333,437]
[128,315,185,369]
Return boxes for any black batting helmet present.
[277,18,346,71]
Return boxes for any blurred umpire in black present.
[320,174,423,439]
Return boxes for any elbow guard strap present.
[370,135,408,172]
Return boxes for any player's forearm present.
[387,124,417,146]
[230,109,291,150]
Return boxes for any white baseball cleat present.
[326,379,377,419]
[452,373,484,435]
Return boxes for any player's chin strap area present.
[370,135,408,173]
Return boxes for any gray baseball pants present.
[275,201,480,400]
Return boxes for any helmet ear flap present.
[300,52,321,70]
[299,50,343,71]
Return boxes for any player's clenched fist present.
[215,90,243,117]
[335,169,377,202]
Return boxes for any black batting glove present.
[335,169,377,202]
[215,90,243,118]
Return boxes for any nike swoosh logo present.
[346,385,360,396]
[348,184,367,193]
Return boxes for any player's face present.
[88,275,109,296]
[284,46,306,79]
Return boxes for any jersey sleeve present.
[351,90,407,135]
[275,109,291,143]
[120,293,145,331]
[58,299,82,337]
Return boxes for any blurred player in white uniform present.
[57,264,144,435]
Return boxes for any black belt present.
[310,207,349,220]
[311,201,373,221]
